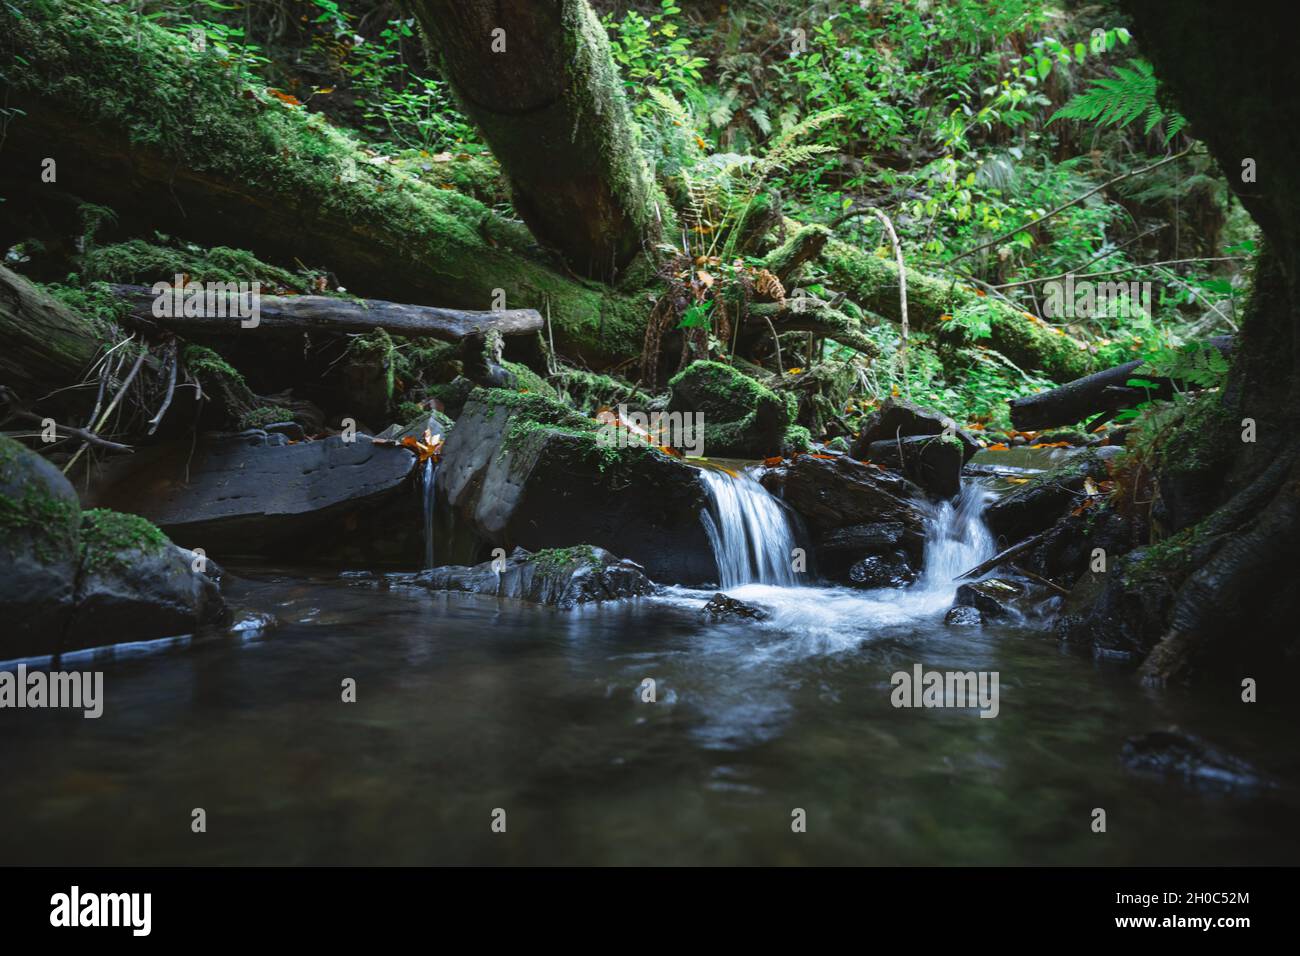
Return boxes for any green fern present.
[1051,59,1186,144]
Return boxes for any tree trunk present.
[403,0,664,281]
[1008,336,1233,431]
[0,265,101,404]
[0,2,649,368]
[1102,0,1300,685]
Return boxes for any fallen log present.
[108,285,543,341]
[1008,336,1233,431]
[0,265,101,402]
[745,301,878,357]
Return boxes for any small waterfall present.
[421,458,437,569]
[699,467,800,588]
[912,480,995,598]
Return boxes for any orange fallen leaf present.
[987,442,1010,451]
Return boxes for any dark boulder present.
[436,389,716,584]
[408,545,654,609]
[69,510,226,651]
[702,592,769,621]
[759,454,927,540]
[865,433,964,499]
[944,605,984,626]
[87,430,420,564]
[848,550,917,589]
[0,435,82,652]
[849,398,980,463]
[984,446,1123,543]
[1121,731,1268,792]
[953,578,1025,619]
[0,436,227,659]
[816,521,907,580]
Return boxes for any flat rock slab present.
[89,432,415,558]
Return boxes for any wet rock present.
[848,551,917,589]
[69,510,226,651]
[702,592,768,621]
[666,360,790,458]
[759,454,926,541]
[411,545,655,609]
[436,389,716,584]
[953,578,1025,619]
[865,434,963,499]
[0,435,81,652]
[849,398,980,463]
[1039,429,1089,446]
[984,446,1123,543]
[86,431,419,564]
[0,436,227,659]
[1121,731,1267,791]
[944,605,984,627]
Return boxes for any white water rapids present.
[691,466,996,655]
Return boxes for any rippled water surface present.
[3,563,1298,865]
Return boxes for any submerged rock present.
[702,592,768,621]
[411,545,654,609]
[436,388,715,584]
[848,551,917,589]
[953,578,1025,619]
[865,433,963,499]
[1121,731,1267,792]
[0,436,226,658]
[944,605,984,627]
[849,398,980,463]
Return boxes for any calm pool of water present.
[2,566,1297,865]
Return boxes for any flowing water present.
[2,464,1299,865]
[421,459,437,570]
[699,466,801,587]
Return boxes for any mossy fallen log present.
[0,265,103,402]
[0,0,648,367]
[817,233,1097,383]
[110,285,543,341]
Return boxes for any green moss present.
[531,544,600,574]
[79,508,169,572]
[501,360,559,399]
[819,233,1095,383]
[668,360,791,457]
[554,368,652,415]
[240,405,295,430]
[38,278,126,337]
[183,345,245,387]
[80,239,312,292]
[783,424,812,452]
[0,438,81,565]
[1,0,653,364]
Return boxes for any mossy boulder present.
[667,360,791,458]
[850,398,980,463]
[0,435,82,652]
[408,545,655,609]
[71,509,225,649]
[0,436,226,658]
[435,388,716,583]
[865,434,964,499]
[984,445,1124,543]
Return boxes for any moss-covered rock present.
[667,360,791,458]
[435,388,716,583]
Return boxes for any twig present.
[990,256,1248,290]
[949,147,1193,264]
[870,208,909,397]
[0,389,133,454]
[146,340,179,435]
[954,530,1049,581]
[63,344,149,475]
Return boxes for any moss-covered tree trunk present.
[403,0,664,281]
[0,0,649,368]
[1105,0,1300,685]
[0,265,101,402]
